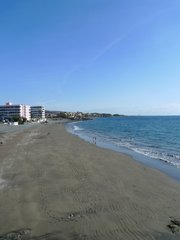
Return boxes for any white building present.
[0,102,31,121]
[31,106,45,119]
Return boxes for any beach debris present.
[66,212,82,221]
[167,217,180,233]
[68,213,75,219]
[49,211,83,223]
[0,228,31,240]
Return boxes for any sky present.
[0,0,180,115]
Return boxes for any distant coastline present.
[46,110,126,121]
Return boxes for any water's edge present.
[65,122,180,182]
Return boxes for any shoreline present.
[66,120,180,182]
[0,122,180,239]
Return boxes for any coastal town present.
[0,101,124,124]
[46,110,124,120]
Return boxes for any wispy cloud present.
[92,35,126,62]
[56,65,82,92]
[37,65,83,108]
[91,2,180,64]
[63,64,82,81]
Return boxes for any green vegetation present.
[11,116,27,124]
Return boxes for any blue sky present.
[0,0,180,115]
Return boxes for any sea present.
[66,116,180,181]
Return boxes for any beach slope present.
[0,122,180,240]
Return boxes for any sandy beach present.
[0,121,180,240]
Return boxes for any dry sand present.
[0,121,180,240]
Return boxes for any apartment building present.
[31,106,45,119]
[0,102,31,121]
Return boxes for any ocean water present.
[66,116,180,179]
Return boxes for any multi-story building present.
[0,102,31,121]
[31,106,45,119]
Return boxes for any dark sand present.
[0,122,180,240]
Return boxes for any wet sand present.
[0,121,180,240]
